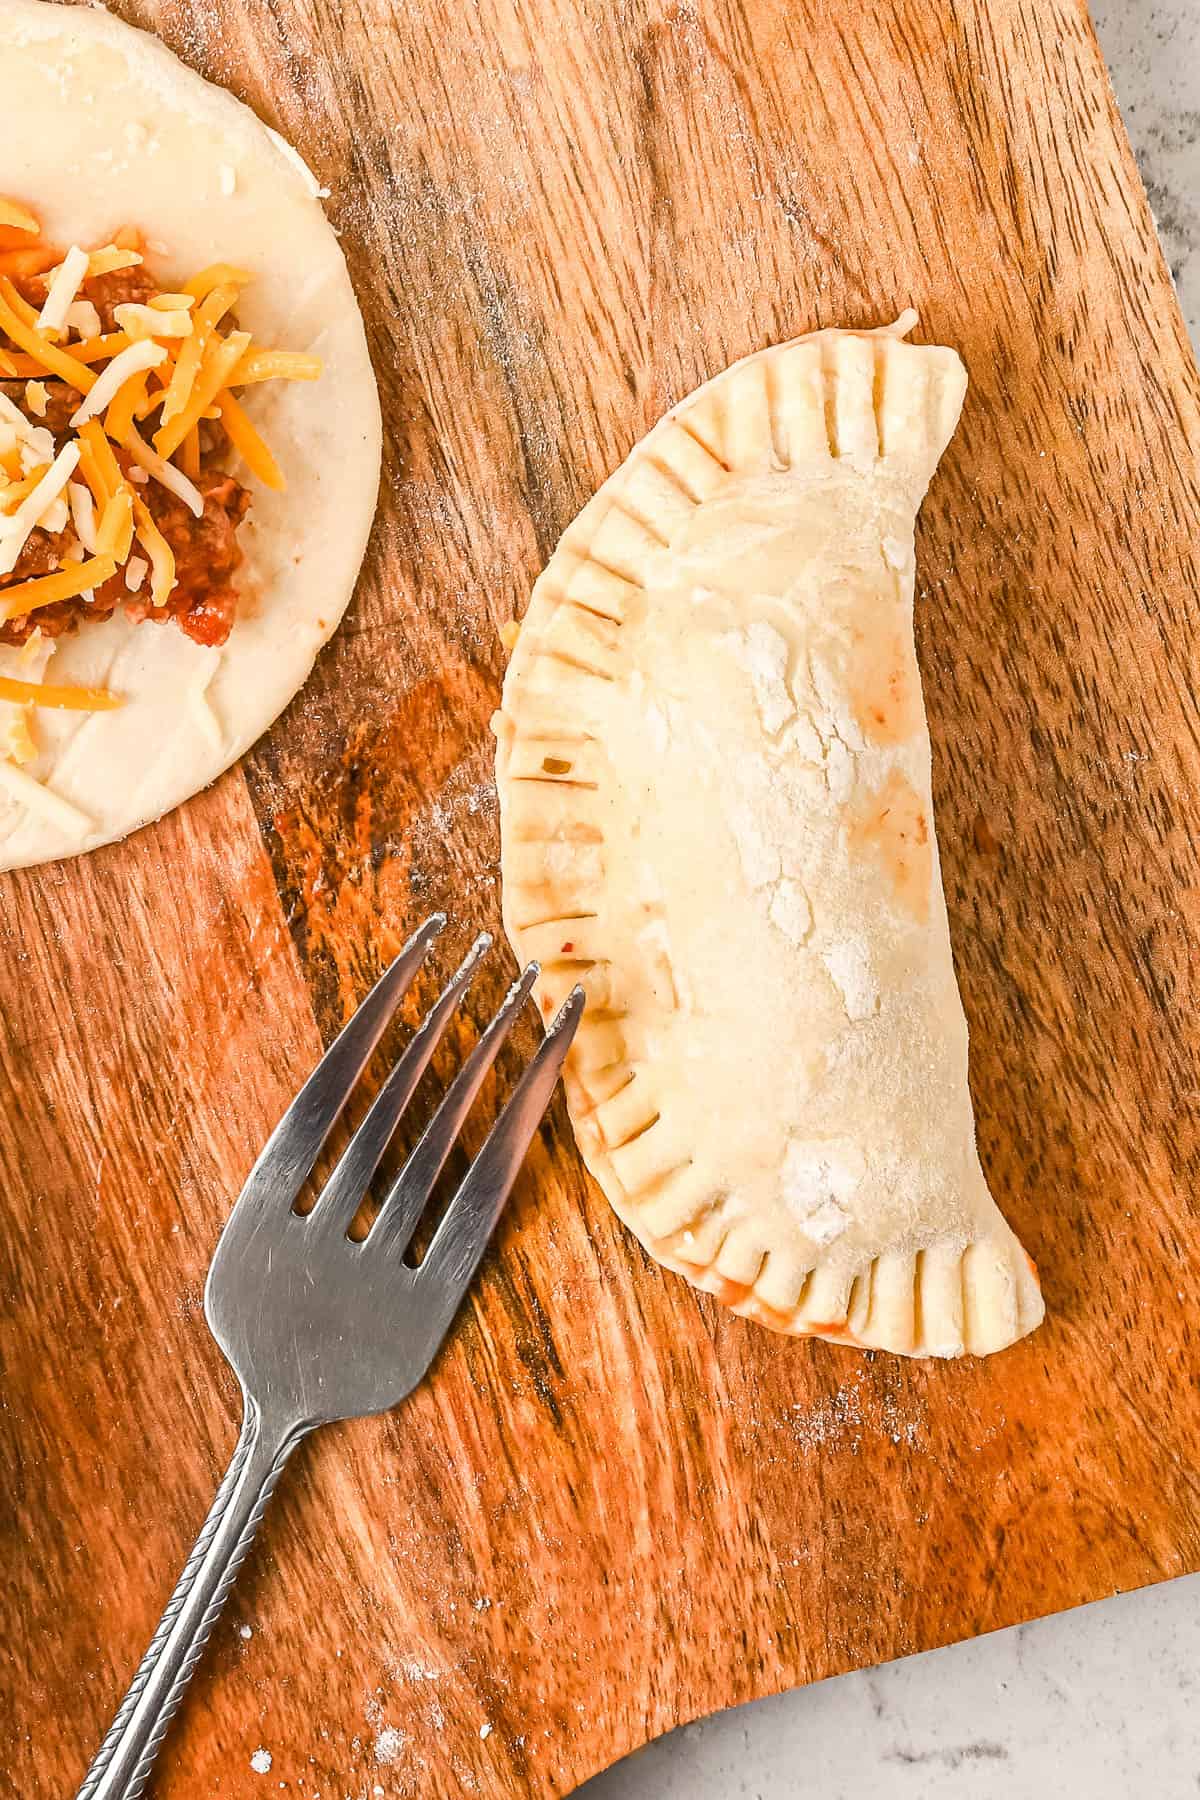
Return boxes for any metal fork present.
[77,914,582,1800]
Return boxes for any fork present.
[76,913,582,1800]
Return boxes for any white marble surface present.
[584,4,1200,1794]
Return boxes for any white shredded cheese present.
[124,423,204,517]
[87,245,142,277]
[70,340,167,427]
[5,711,37,765]
[67,481,98,553]
[0,391,54,467]
[36,245,90,336]
[0,442,81,575]
[2,634,51,765]
[64,299,103,341]
[124,555,148,591]
[114,303,193,340]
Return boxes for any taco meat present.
[0,461,251,648]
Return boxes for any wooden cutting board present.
[4,0,1199,1793]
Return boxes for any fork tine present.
[416,985,584,1314]
[370,960,541,1257]
[234,912,446,1217]
[310,932,492,1236]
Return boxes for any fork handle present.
[76,1396,306,1800]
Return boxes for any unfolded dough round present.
[0,0,381,870]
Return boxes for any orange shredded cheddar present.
[95,489,134,561]
[0,246,60,280]
[0,278,98,390]
[0,463,51,513]
[77,419,122,500]
[1,280,40,328]
[131,495,174,605]
[179,426,201,482]
[217,392,284,490]
[158,282,239,426]
[0,674,121,711]
[112,226,142,252]
[0,555,117,621]
[182,262,253,302]
[0,332,135,378]
[154,329,249,460]
[0,447,22,481]
[0,199,39,235]
[104,371,148,446]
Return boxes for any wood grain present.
[3,0,1199,1794]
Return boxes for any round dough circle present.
[0,0,382,870]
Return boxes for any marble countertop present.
[584,3,1200,1794]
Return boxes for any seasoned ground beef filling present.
[0,378,82,434]
[0,258,253,650]
[81,264,158,331]
[0,466,251,648]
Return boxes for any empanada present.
[495,321,1043,1357]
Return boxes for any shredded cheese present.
[123,422,204,516]
[64,299,103,341]
[0,674,121,711]
[76,419,121,510]
[69,339,167,427]
[113,302,193,340]
[0,201,317,714]
[67,480,98,552]
[218,393,284,491]
[0,198,39,235]
[0,246,59,281]
[0,553,117,621]
[1,462,51,513]
[182,262,253,301]
[180,427,201,482]
[5,703,37,765]
[103,371,148,447]
[95,489,134,561]
[158,281,239,425]
[232,347,322,385]
[0,442,81,574]
[36,245,89,336]
[155,329,249,459]
[0,278,99,389]
[84,245,142,278]
[131,495,175,605]
[3,282,39,328]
